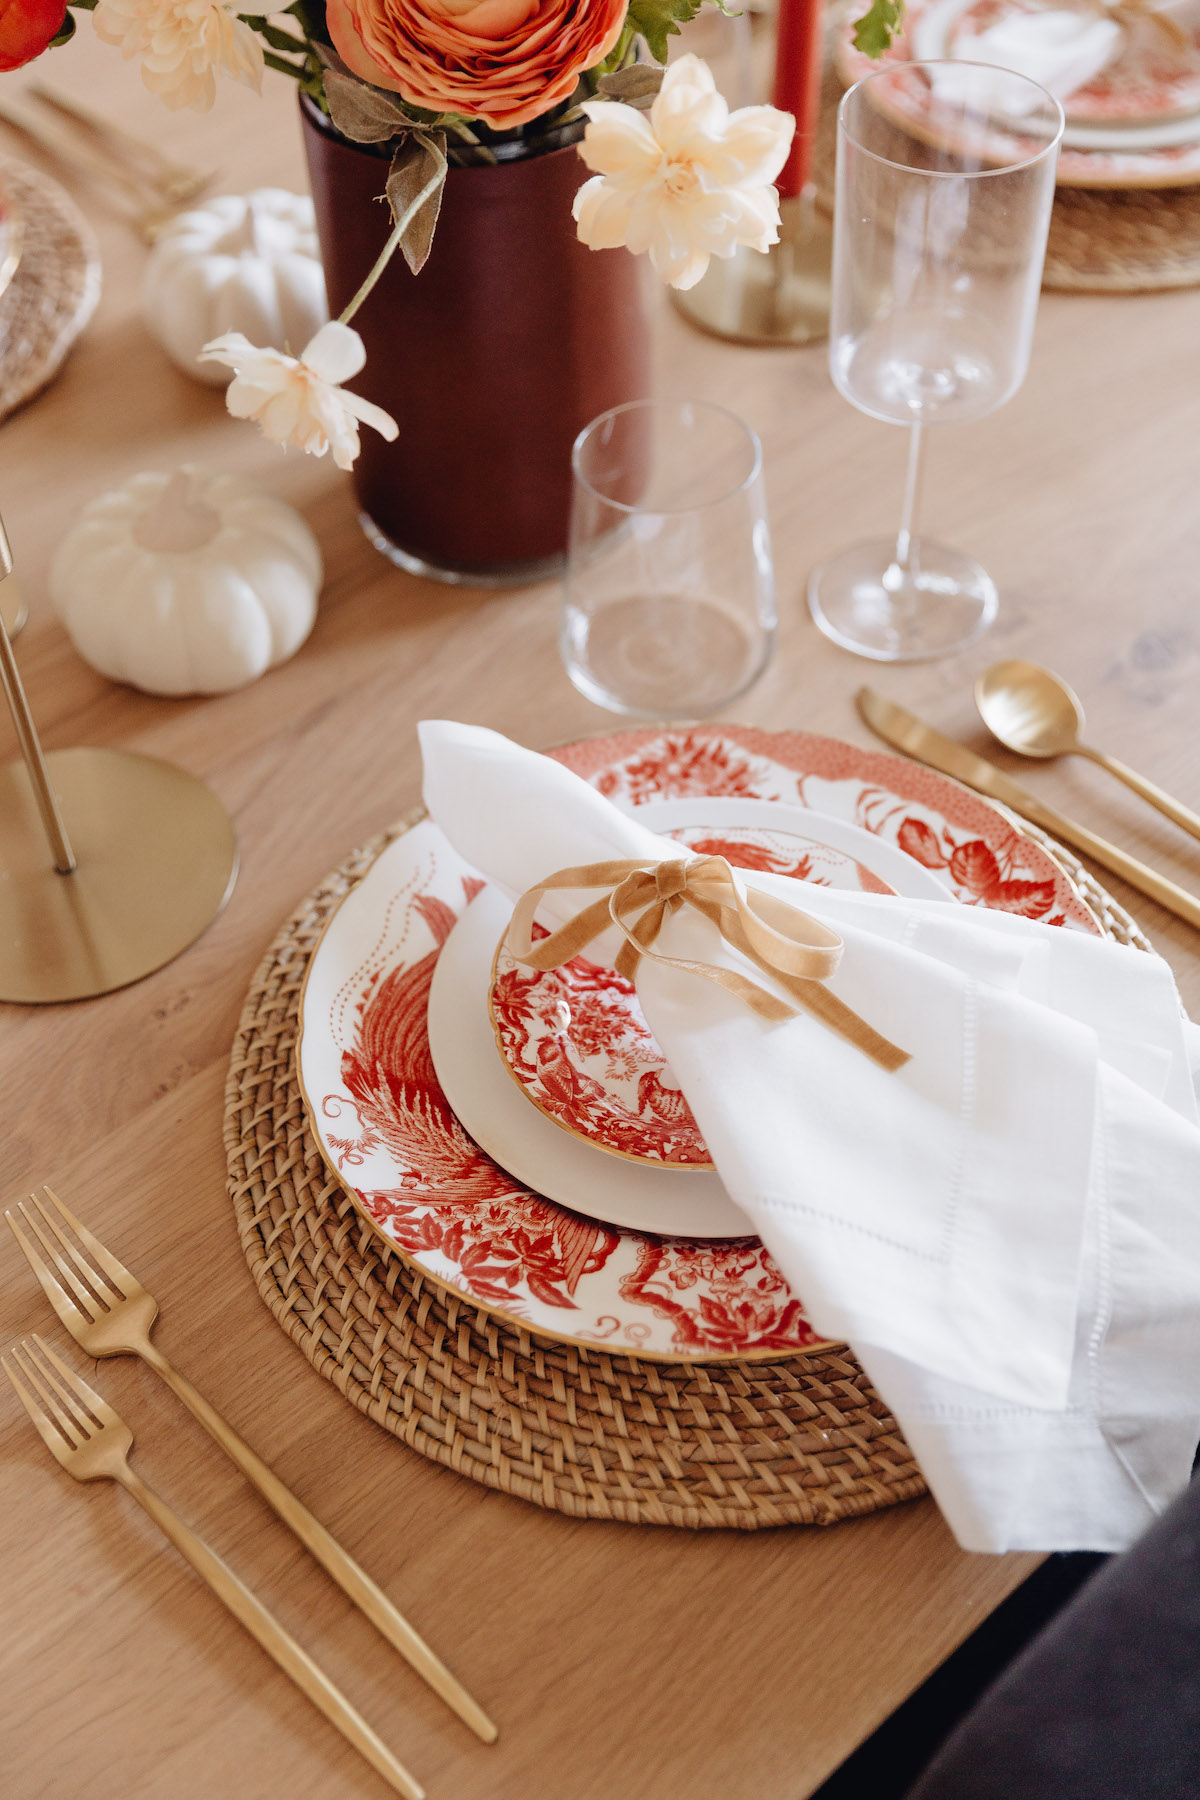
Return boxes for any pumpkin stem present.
[226,192,271,260]
[133,469,222,554]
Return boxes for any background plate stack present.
[818,15,1200,294]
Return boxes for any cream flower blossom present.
[93,0,263,111]
[573,54,794,291]
[199,322,399,471]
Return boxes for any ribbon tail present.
[507,853,910,1077]
[773,971,911,1073]
[692,892,910,1073]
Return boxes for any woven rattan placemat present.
[813,68,1200,295]
[227,811,1143,1530]
[0,157,101,421]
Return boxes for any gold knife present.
[856,687,1200,932]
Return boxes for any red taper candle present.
[772,0,825,199]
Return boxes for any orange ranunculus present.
[0,0,67,70]
[326,0,628,130]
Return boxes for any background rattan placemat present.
[227,819,1142,1530]
[0,158,101,421]
[813,68,1200,295]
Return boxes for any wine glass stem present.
[890,420,926,583]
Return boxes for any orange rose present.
[0,0,66,70]
[326,0,628,130]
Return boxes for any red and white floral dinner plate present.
[297,724,1098,1363]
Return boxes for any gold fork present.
[6,1187,496,1744]
[28,84,218,206]
[3,1335,424,1800]
[0,99,186,241]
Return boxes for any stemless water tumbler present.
[809,62,1064,661]
[562,399,776,718]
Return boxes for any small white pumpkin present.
[143,189,328,386]
[50,467,323,697]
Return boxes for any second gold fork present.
[6,1185,496,1745]
[4,1335,423,1799]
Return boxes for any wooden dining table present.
[2,24,1199,1800]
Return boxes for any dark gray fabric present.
[906,1478,1200,1800]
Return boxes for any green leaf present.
[627,0,705,65]
[594,18,636,78]
[323,67,425,141]
[852,0,905,58]
[238,14,310,53]
[49,9,76,44]
[598,64,663,109]
[262,49,310,82]
[385,129,446,275]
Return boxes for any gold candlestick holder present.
[0,516,238,1004]
[2,573,27,636]
[671,189,832,347]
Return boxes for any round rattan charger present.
[0,158,101,421]
[227,819,1144,1531]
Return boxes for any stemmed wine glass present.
[808,61,1064,661]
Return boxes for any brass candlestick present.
[671,189,833,347]
[673,0,832,347]
[0,515,238,1004]
[2,573,27,636]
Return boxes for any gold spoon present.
[976,659,1200,844]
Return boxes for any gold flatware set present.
[976,661,1200,845]
[0,84,216,240]
[859,664,1200,935]
[4,1186,496,1796]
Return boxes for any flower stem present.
[337,150,445,324]
[445,119,497,163]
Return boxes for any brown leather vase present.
[300,98,652,585]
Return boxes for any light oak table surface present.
[2,28,1198,1800]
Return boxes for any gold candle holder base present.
[671,191,833,347]
[0,745,238,1004]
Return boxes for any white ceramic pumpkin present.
[50,467,323,697]
[143,189,328,386]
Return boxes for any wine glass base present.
[807,537,998,662]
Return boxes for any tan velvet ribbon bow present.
[506,856,909,1074]
[1103,0,1189,50]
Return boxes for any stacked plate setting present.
[837,0,1200,188]
[298,724,1099,1365]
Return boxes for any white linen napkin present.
[931,11,1122,109]
[420,720,1200,1553]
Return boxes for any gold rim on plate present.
[486,924,718,1174]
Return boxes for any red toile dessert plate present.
[429,882,753,1238]
[297,724,1098,1363]
[485,800,938,1173]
